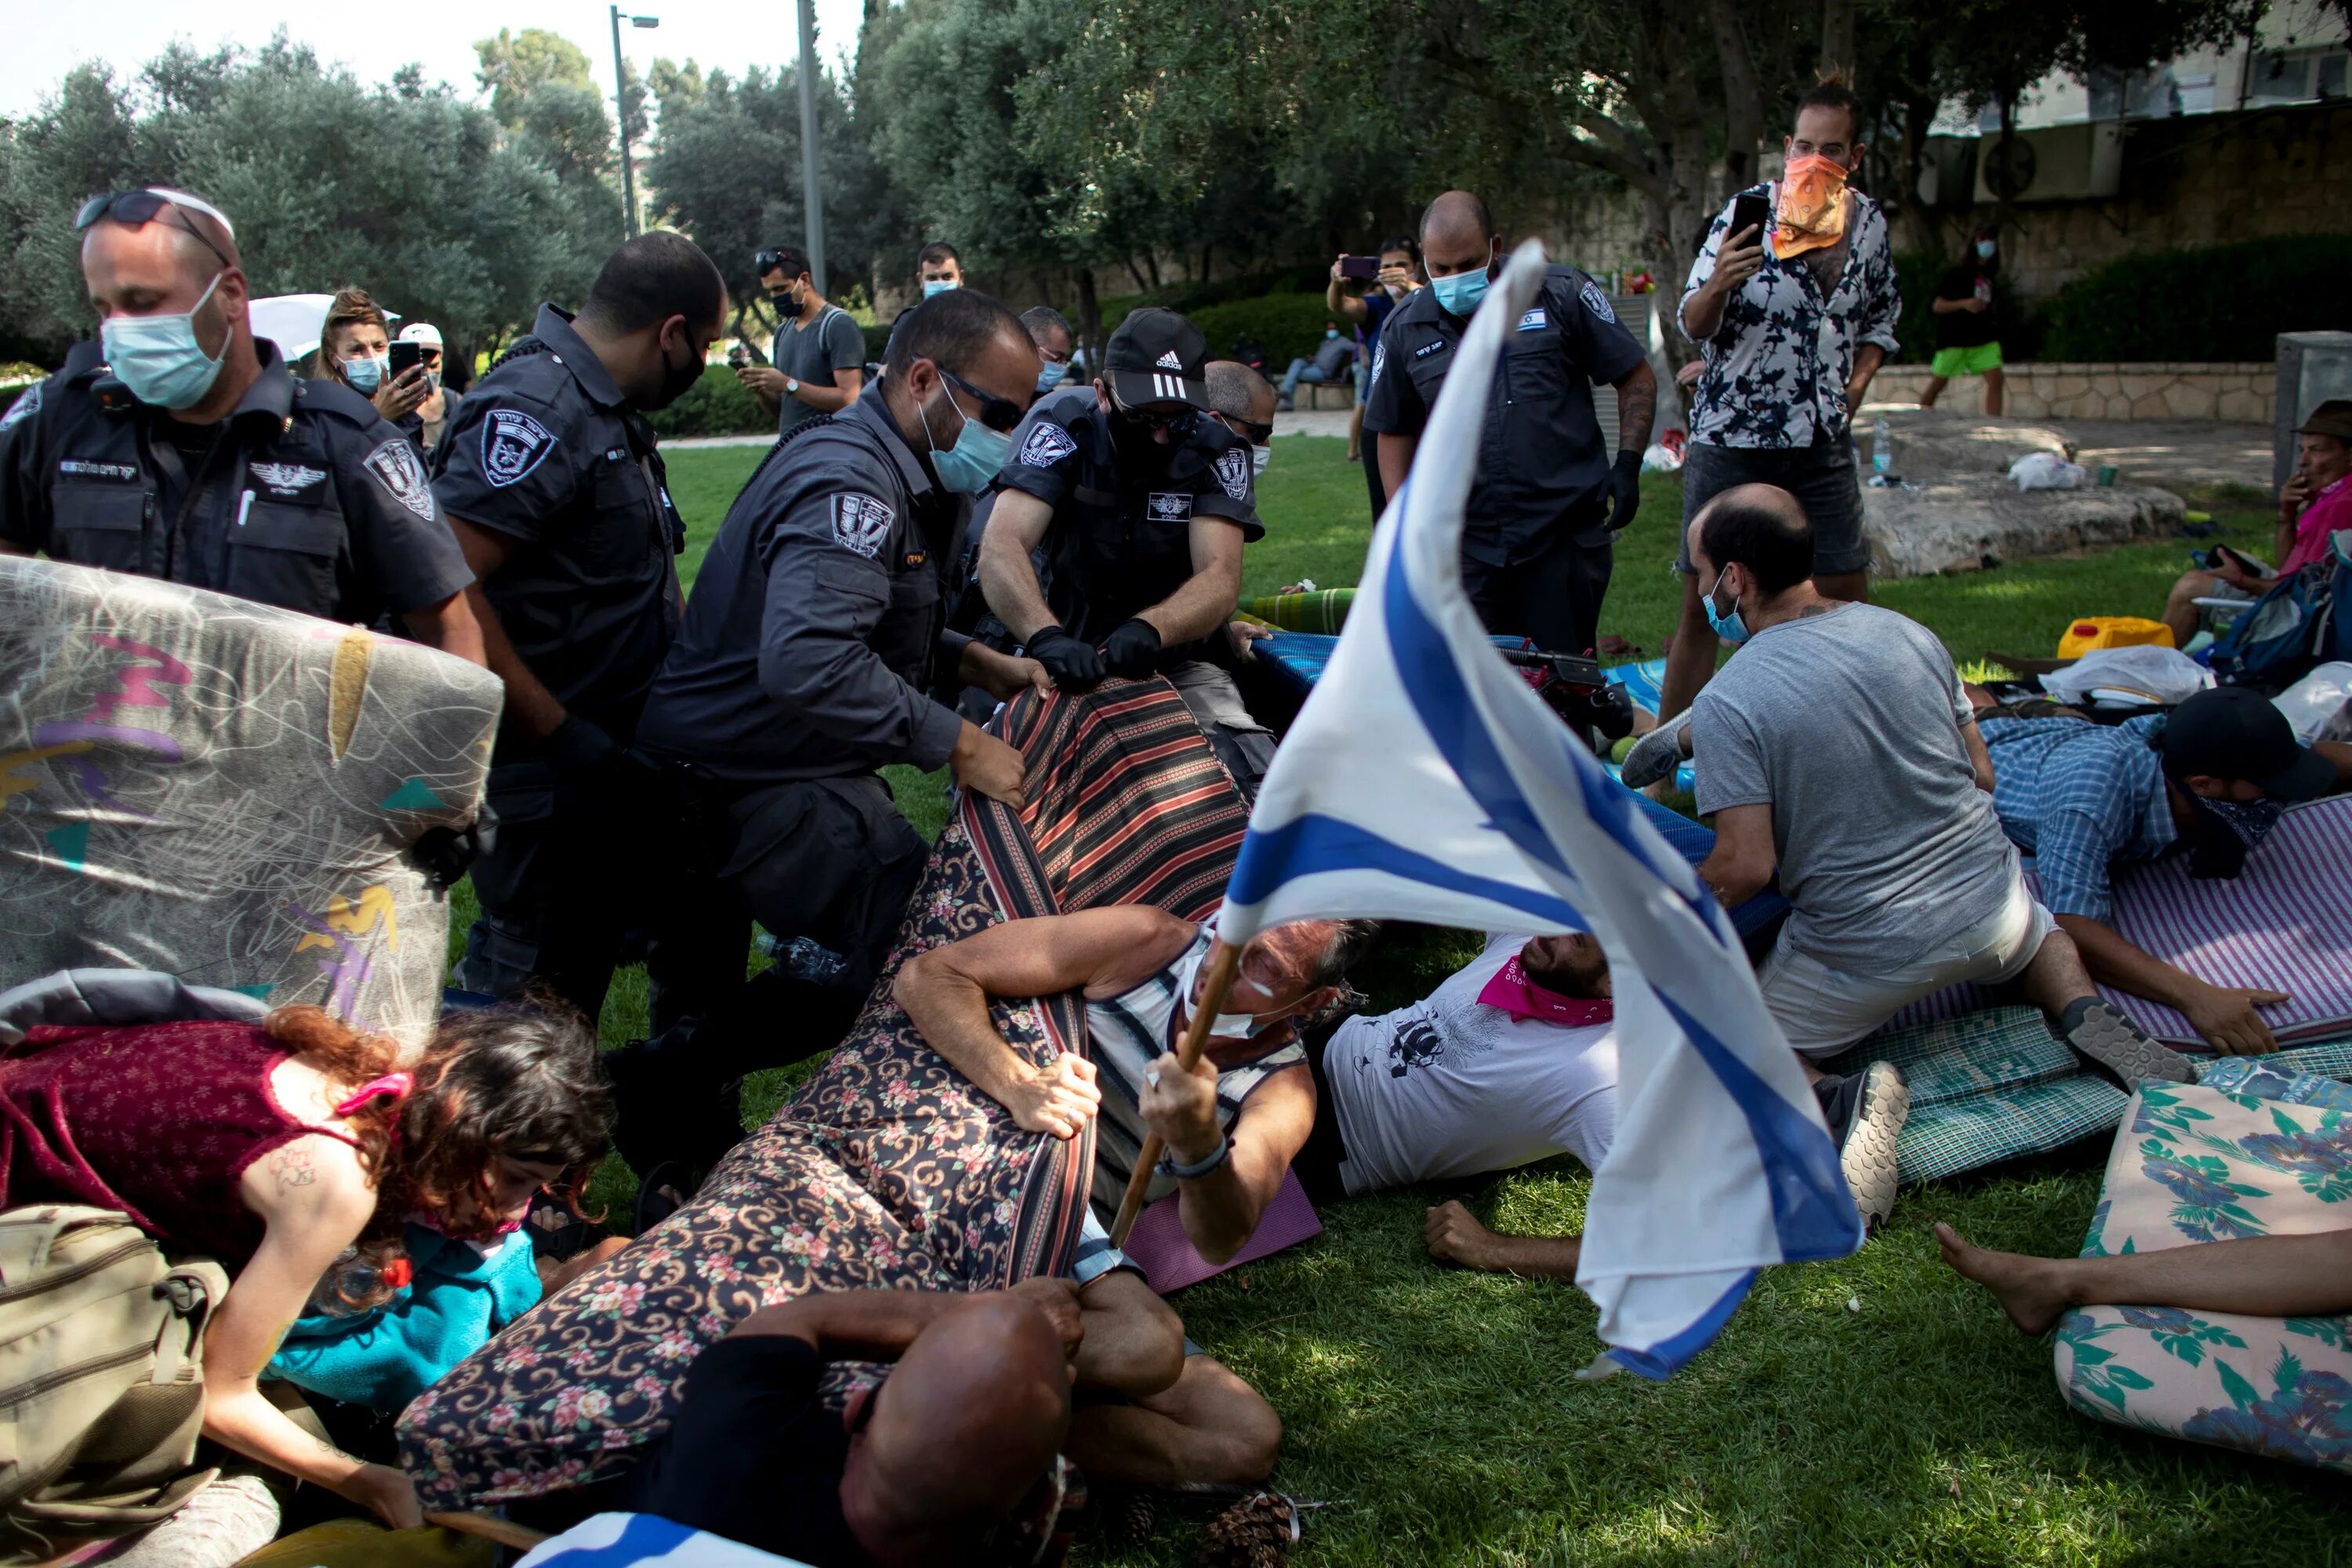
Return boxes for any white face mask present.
[1250,444,1271,480]
[1174,942,1284,1040]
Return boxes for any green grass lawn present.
[453,438,2347,1566]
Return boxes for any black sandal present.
[632,1160,701,1236]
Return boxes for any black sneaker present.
[1813,1062,1909,1234]
[2058,999,2194,1087]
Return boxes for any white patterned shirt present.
[1679,184,1903,448]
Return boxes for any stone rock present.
[1864,479,2185,579]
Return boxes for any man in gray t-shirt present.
[735,245,870,437]
[1672,485,2190,1232]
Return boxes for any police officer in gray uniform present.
[1365,190,1657,657]
[977,307,1274,790]
[0,187,481,656]
[623,291,1046,1146]
[430,232,728,1021]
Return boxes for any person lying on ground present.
[1936,1221,2352,1336]
[1627,484,2192,1233]
[618,1282,1081,1567]
[2160,399,2351,647]
[895,910,1381,1265]
[1966,682,2352,1056]
[0,996,612,1528]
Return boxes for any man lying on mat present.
[895,909,1377,1490]
[1969,683,2352,1057]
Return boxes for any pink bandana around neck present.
[1476,955,1615,1026]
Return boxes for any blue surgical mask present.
[99,271,228,411]
[341,354,384,394]
[1324,328,1338,339]
[1700,569,1751,644]
[920,383,1011,495]
[1975,240,1997,260]
[921,278,958,299]
[1430,267,1490,318]
[1035,361,1067,394]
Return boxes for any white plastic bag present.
[2041,645,2215,708]
[2273,661,2352,744]
[2007,451,2085,491]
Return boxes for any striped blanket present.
[400,679,1246,1509]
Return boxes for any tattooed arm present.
[214,1133,420,1527]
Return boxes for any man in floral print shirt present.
[1656,76,1903,725]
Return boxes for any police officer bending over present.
[0,186,482,661]
[1366,190,1657,657]
[978,308,1273,791]
[430,232,727,1021]
[630,288,1046,1110]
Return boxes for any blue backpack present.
[2207,529,2352,689]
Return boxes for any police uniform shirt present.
[430,303,685,741]
[1362,263,1644,565]
[635,384,967,785]
[990,384,1263,647]
[0,339,470,624]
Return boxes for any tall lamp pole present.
[610,7,659,238]
[795,0,828,294]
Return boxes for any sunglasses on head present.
[75,189,237,271]
[937,365,1025,433]
[754,249,786,275]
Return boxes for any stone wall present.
[1870,361,2274,422]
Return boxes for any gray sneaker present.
[2060,999,2195,1086]
[1815,1061,1909,1234]
[1621,708,1692,789]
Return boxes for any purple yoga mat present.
[1117,1170,1324,1294]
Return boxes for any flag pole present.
[1108,937,1242,1245]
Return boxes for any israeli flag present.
[1221,241,1860,1377]
[518,1512,813,1566]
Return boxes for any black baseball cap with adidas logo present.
[1105,307,1210,414]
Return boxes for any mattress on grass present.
[0,557,499,1049]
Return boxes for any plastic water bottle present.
[1871,416,1894,480]
[756,931,850,986]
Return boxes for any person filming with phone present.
[315,286,432,427]
[393,322,463,454]
[1655,74,1903,731]
[737,245,867,439]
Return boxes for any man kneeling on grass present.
[895,909,1377,1490]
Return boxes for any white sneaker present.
[1620,709,1692,789]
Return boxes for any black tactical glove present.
[1098,617,1164,679]
[1025,626,1107,691]
[1602,448,1644,532]
[544,713,666,815]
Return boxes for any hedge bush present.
[2041,235,2352,362]
[645,364,773,440]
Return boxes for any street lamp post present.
[795,0,827,296]
[610,7,659,238]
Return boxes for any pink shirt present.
[2283,472,2352,572]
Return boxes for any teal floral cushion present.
[2055,1080,2352,1472]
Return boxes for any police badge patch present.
[1019,422,1078,467]
[250,462,328,498]
[0,381,40,433]
[831,492,895,557]
[481,408,557,489]
[364,439,437,521]
[1212,446,1250,502]
[1145,492,1192,523]
[1580,280,1617,323]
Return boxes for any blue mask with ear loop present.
[99,271,229,411]
[1035,361,1067,394]
[341,354,384,394]
[1700,568,1751,644]
[1430,267,1490,318]
[920,381,1011,495]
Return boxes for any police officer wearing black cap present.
[977,307,1271,787]
[430,231,728,1021]
[0,186,483,659]
[1365,191,1657,656]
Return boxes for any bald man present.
[1363,190,1656,658]
[1,186,483,659]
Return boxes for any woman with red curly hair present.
[0,999,612,1528]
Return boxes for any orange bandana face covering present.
[1774,154,1850,260]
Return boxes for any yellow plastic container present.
[2057,616,2176,659]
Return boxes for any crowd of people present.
[0,61,2345,1563]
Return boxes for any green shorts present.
[1930,342,2003,378]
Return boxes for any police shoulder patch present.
[481,408,557,489]
[1019,421,1078,468]
[1211,445,1250,502]
[1145,492,1193,524]
[0,380,41,434]
[1580,279,1617,323]
[1370,341,1386,387]
[363,439,437,522]
[830,492,895,558]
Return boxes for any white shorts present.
[1760,869,2058,1057]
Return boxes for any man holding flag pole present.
[1127,239,1862,1378]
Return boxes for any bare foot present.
[537,1235,630,1294]
[1934,1222,2071,1335]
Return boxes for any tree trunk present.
[1820,0,1855,84]
[1124,253,1152,293]
[1073,266,1104,372]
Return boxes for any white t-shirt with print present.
[1324,933,1618,1196]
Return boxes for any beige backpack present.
[0,1206,230,1555]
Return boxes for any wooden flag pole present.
[426,1512,550,1551]
[1108,938,1242,1247]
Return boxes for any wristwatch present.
[786,377,800,395]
